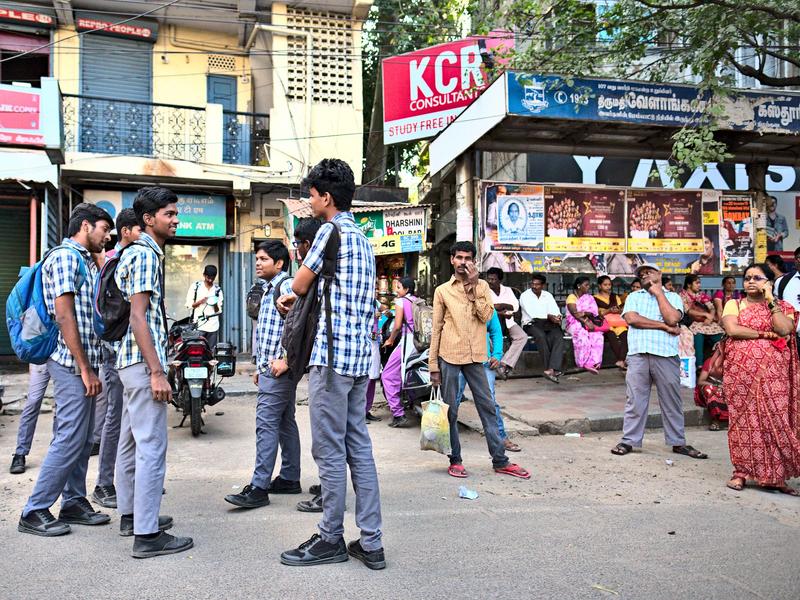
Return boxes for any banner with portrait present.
[719,195,754,272]
[481,182,545,254]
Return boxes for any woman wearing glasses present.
[721,263,800,496]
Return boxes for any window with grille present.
[208,54,237,72]
[285,8,354,105]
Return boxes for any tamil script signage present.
[507,73,800,135]
[382,32,513,144]
[355,207,426,256]
[83,190,227,238]
[75,12,158,42]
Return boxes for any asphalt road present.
[1,394,798,600]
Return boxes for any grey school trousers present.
[97,347,124,487]
[14,363,52,456]
[22,360,95,516]
[308,366,383,552]
[620,353,686,448]
[251,372,300,489]
[116,362,168,535]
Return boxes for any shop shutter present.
[79,36,153,155]
[0,206,31,355]
[80,36,152,101]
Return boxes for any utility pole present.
[746,161,768,263]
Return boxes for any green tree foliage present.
[472,0,800,180]
[362,0,463,184]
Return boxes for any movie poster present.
[720,195,754,272]
[627,190,704,253]
[544,187,626,252]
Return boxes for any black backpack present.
[281,223,341,384]
[94,242,166,342]
[246,282,265,320]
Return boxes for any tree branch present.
[725,51,800,86]
[636,0,800,23]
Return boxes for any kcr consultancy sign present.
[382,32,513,145]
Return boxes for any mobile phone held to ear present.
[643,280,653,290]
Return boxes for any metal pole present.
[29,193,37,266]
[747,161,768,263]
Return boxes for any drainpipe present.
[245,24,313,168]
[29,193,37,266]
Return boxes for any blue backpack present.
[5,246,88,364]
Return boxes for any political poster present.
[627,189,704,253]
[481,182,545,257]
[544,187,626,252]
[719,195,754,272]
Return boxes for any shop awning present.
[279,198,417,219]
[0,149,58,187]
[430,72,800,175]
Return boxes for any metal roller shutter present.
[0,204,31,355]
[80,35,152,101]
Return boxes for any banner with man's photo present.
[479,181,754,275]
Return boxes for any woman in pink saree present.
[566,276,605,374]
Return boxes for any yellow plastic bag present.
[420,388,451,455]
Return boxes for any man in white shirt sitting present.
[185,265,224,350]
[519,274,564,383]
[486,268,528,379]
[776,246,800,355]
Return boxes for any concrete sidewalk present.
[1,360,703,436]
[457,367,702,437]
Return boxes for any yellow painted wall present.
[51,25,251,112]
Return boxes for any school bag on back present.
[93,241,147,342]
[410,297,433,351]
[6,246,88,364]
[281,223,340,383]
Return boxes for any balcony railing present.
[63,94,269,166]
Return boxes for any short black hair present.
[256,240,290,272]
[531,273,547,284]
[661,275,672,285]
[722,275,737,285]
[133,186,178,229]
[486,267,504,281]
[573,275,590,290]
[203,265,218,278]
[294,217,323,244]
[597,275,611,286]
[765,254,786,273]
[67,202,114,237]
[683,274,700,289]
[794,246,800,257]
[302,159,356,212]
[744,262,774,282]
[449,240,476,258]
[400,276,416,295]
[631,277,641,287]
[115,208,138,233]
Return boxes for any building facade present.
[0,0,371,355]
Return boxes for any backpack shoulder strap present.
[193,280,201,305]
[322,221,342,390]
[777,274,792,301]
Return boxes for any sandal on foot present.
[759,484,800,496]
[447,464,468,478]
[708,422,721,431]
[585,366,599,374]
[611,443,633,456]
[503,439,521,452]
[726,477,746,491]
[673,445,708,459]
[494,463,531,479]
[543,373,560,384]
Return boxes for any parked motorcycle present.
[167,311,236,436]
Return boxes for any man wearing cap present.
[611,263,708,459]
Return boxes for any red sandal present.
[495,463,531,479]
[448,464,468,478]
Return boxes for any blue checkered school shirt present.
[42,238,99,371]
[114,233,168,371]
[255,271,294,375]
[622,289,685,357]
[303,212,375,377]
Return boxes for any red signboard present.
[0,88,40,130]
[0,7,54,27]
[75,12,158,42]
[382,31,513,144]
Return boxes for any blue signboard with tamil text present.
[506,73,800,135]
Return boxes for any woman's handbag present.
[707,337,726,383]
[584,313,610,333]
